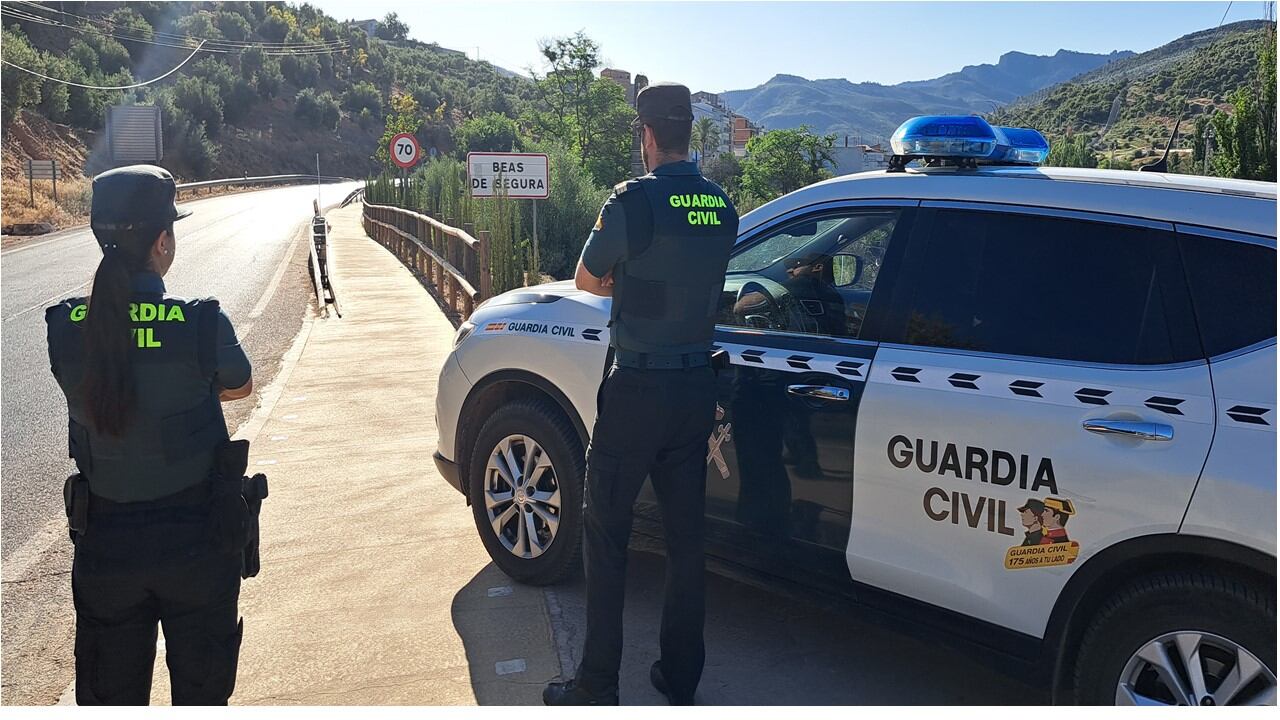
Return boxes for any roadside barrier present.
[176,174,356,199]
[361,200,491,320]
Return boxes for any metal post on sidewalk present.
[531,198,539,283]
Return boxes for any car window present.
[719,210,900,340]
[1179,232,1277,357]
[895,209,1200,365]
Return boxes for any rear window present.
[1179,233,1277,357]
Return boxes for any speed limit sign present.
[390,132,420,169]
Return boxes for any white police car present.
[433,116,1276,705]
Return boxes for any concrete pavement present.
[142,203,560,705]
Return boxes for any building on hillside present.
[828,137,890,176]
[601,68,636,104]
[691,91,725,110]
[349,19,378,37]
[730,115,763,157]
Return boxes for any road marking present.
[487,586,513,598]
[282,414,298,420]
[1,517,67,584]
[1,226,88,257]
[257,460,277,466]
[495,658,527,676]
[237,223,304,338]
[270,435,289,441]
[2,281,91,322]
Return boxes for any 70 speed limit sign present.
[390,132,421,169]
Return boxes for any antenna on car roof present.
[1139,115,1181,173]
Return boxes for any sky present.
[311,1,1272,93]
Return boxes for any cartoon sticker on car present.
[1005,496,1080,569]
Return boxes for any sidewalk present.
[148,203,561,705]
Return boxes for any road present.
[0,181,359,704]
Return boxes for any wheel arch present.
[1045,532,1276,701]
[455,369,590,504]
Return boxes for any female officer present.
[45,165,253,705]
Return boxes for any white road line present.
[2,281,91,322]
[236,223,304,338]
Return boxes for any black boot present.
[542,678,619,706]
[650,661,694,705]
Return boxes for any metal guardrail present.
[361,200,491,320]
[309,202,341,318]
[175,174,356,195]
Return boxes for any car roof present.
[738,166,1277,240]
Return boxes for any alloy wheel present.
[483,434,562,559]
[1116,630,1276,706]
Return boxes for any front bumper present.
[434,450,466,497]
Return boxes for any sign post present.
[466,152,550,279]
[25,159,61,205]
[390,132,421,207]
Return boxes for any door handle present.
[787,384,850,402]
[1083,419,1173,441]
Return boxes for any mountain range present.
[720,48,1135,143]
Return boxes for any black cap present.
[91,164,191,234]
[1018,498,1046,513]
[635,82,693,122]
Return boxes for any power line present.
[1218,1,1234,27]
[11,1,348,49]
[1,40,206,89]
[4,2,350,55]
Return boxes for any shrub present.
[213,11,252,41]
[255,57,283,99]
[173,76,224,138]
[2,28,44,123]
[294,88,340,130]
[523,141,608,279]
[342,82,382,117]
[454,112,519,156]
[281,53,320,87]
[224,77,257,124]
[192,57,235,96]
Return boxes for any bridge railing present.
[361,200,491,320]
[175,174,355,198]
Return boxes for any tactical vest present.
[45,293,230,502]
[611,169,738,355]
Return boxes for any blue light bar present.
[994,126,1050,165]
[890,115,998,158]
[889,115,1049,166]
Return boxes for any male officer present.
[543,83,738,706]
[46,166,253,704]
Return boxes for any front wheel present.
[1073,571,1276,705]
[467,397,584,585]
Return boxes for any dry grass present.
[1,175,92,228]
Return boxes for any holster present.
[711,348,731,373]
[211,440,268,579]
[63,473,89,542]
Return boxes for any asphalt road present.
[0,181,359,704]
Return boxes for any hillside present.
[0,2,535,181]
[720,48,1131,142]
[990,20,1275,154]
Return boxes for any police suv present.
[433,116,1277,705]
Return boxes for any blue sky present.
[313,1,1271,93]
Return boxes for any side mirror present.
[833,254,864,287]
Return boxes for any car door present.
[696,201,915,585]
[849,203,1213,638]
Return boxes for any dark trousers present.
[71,509,242,706]
[576,364,717,699]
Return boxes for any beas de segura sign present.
[467,152,549,199]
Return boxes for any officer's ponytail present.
[80,226,163,436]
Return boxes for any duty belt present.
[614,349,711,370]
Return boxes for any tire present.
[467,396,584,585]
[1073,570,1276,705]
